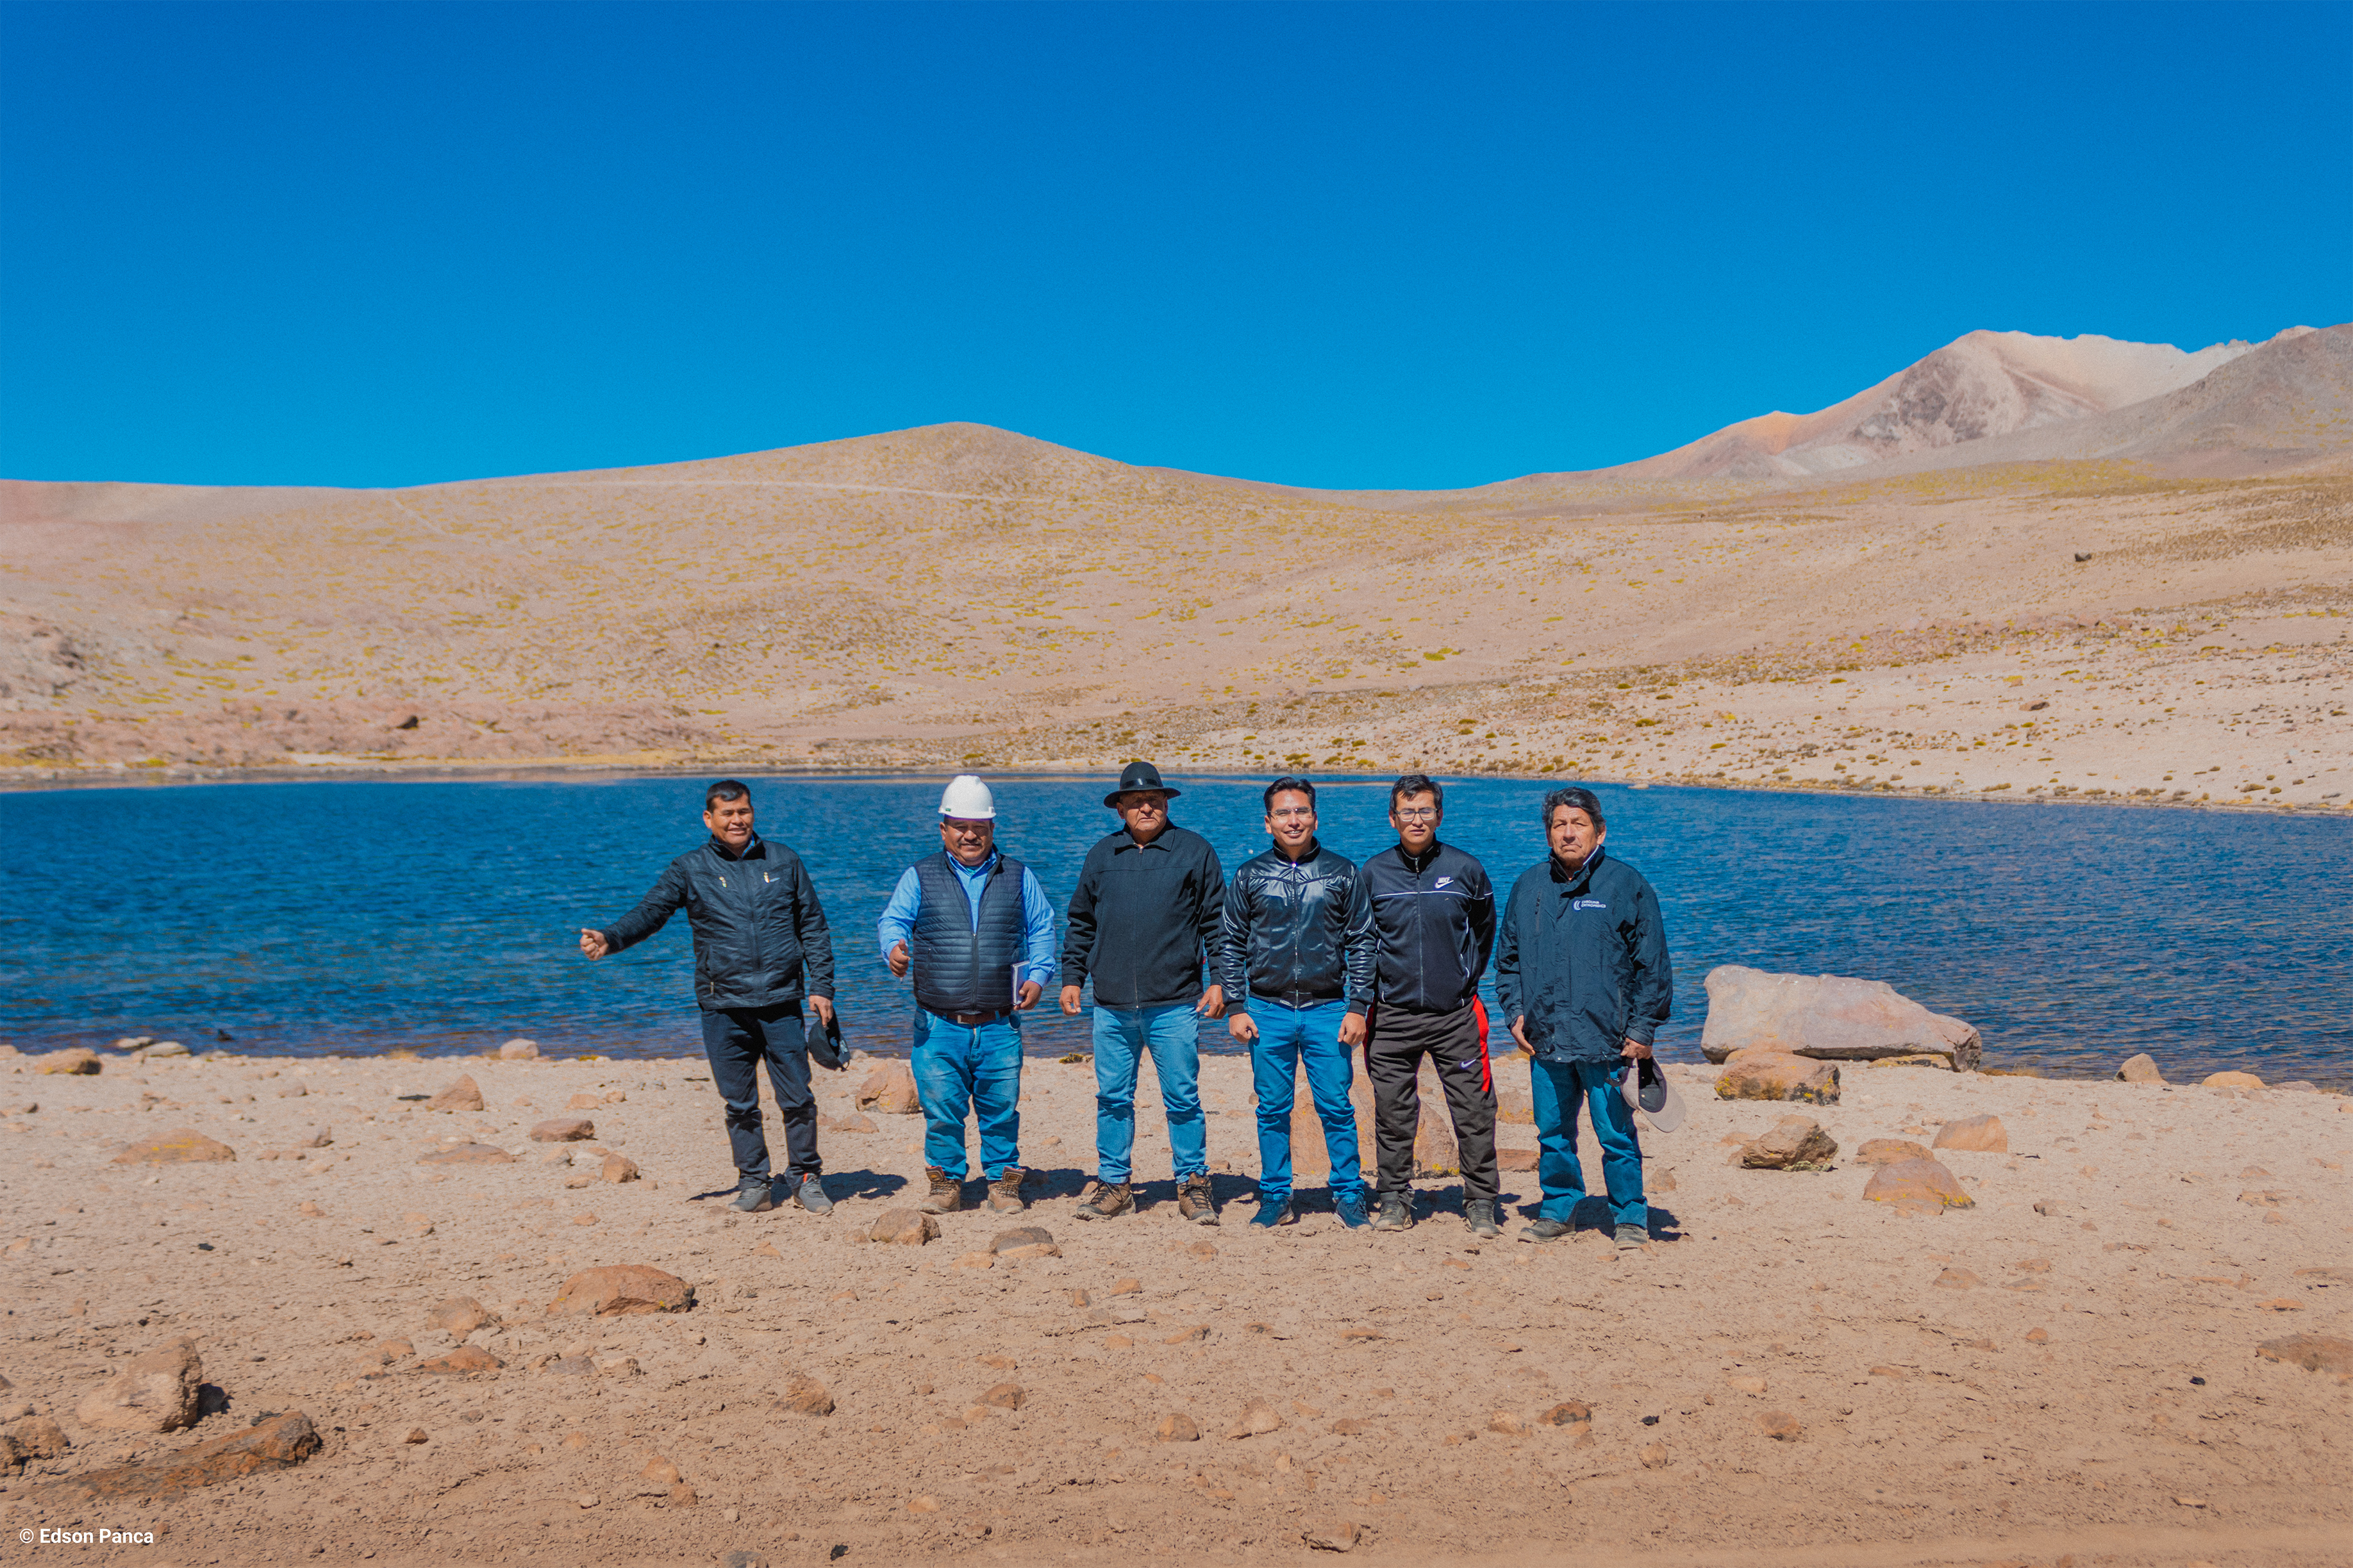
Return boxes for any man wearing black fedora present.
[1060,761,1229,1224]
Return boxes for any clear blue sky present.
[2,1,2347,491]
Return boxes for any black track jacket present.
[1345,840,1495,1017]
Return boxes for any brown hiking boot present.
[1074,1179,1132,1221]
[919,1165,964,1214]
[985,1167,1031,1213]
[1177,1172,1218,1226]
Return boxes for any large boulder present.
[33,1048,102,1075]
[73,1338,204,1433]
[1714,1053,1840,1105]
[1861,1157,1974,1214]
[2115,1053,2166,1084]
[1736,1116,1838,1170]
[1700,966,1981,1070]
[426,1075,485,1112]
[26,1412,319,1504]
[854,1059,921,1115]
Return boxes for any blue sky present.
[2,1,2347,491]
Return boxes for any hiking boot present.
[1248,1196,1295,1228]
[1464,1198,1500,1239]
[919,1166,964,1215]
[1334,1192,1371,1229]
[1177,1173,1219,1226]
[730,1175,776,1214]
[1616,1223,1649,1250]
[792,1172,834,1216]
[1074,1179,1132,1221]
[985,1167,1031,1214]
[1368,1192,1414,1232]
[1519,1217,1574,1245]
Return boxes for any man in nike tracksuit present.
[1347,773,1502,1237]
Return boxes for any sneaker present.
[792,1172,834,1216]
[1074,1179,1132,1221]
[1334,1192,1371,1229]
[1464,1198,1500,1239]
[1368,1192,1414,1232]
[730,1175,776,1214]
[985,1167,1031,1214]
[919,1165,964,1215]
[1177,1173,1219,1226]
[1616,1223,1649,1250]
[1248,1197,1295,1228]
[1518,1217,1574,1245]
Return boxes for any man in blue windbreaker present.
[1493,786,1672,1251]
[878,775,1058,1217]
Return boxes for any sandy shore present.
[3,1044,2347,1567]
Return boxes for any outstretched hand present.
[886,940,911,978]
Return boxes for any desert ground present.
[4,327,2348,811]
[1,1043,2347,1568]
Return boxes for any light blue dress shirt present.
[877,848,1059,991]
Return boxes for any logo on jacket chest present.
[1572,898,1608,911]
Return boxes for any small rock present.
[906,1494,940,1514]
[978,1383,1025,1410]
[1486,1410,1526,1435]
[2033,1198,2077,1217]
[1110,1278,1142,1296]
[600,1153,640,1184]
[1714,1053,1840,1106]
[1536,1400,1592,1428]
[1156,1412,1201,1442]
[1638,1441,1669,1469]
[414,1346,503,1375]
[868,1209,938,1246]
[1862,1157,1974,1212]
[529,1118,595,1143]
[669,1481,698,1506]
[112,1129,235,1165]
[1932,1114,2008,1153]
[2116,1053,2166,1085]
[1302,1520,1361,1553]
[1933,1268,1981,1290]
[1737,1115,1838,1170]
[1855,1139,1933,1166]
[576,1492,600,1509]
[781,1368,835,1415]
[2254,1334,2352,1373]
[424,1297,499,1336]
[419,1143,515,1165]
[641,1456,682,1488]
[74,1337,203,1433]
[26,1412,319,1504]
[854,1058,921,1115]
[1188,1239,1218,1260]
[33,1048,102,1075]
[990,1225,1058,1255]
[2025,1328,2050,1344]
[499,1039,541,1060]
[545,1265,696,1317]
[294,1126,332,1149]
[276,1082,308,1098]
[954,1251,996,1271]
[2202,1070,2265,1089]
[1725,1375,1767,1395]
[1756,1411,1803,1441]
[1227,1399,1283,1439]
[426,1075,485,1112]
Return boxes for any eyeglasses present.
[1393,807,1439,822]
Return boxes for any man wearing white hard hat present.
[877,775,1059,1214]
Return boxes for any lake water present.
[2,775,2347,1087]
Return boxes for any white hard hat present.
[938,774,997,820]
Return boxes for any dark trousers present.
[699,1003,817,1181]
[1365,1001,1499,1203]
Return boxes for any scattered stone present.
[1328,1417,1369,1435]
[1639,1441,1669,1469]
[294,1126,332,1148]
[1863,1157,1974,1212]
[73,1337,203,1433]
[2238,1189,2288,1208]
[1188,1239,1218,1260]
[419,1143,515,1166]
[1855,1139,1934,1166]
[33,1048,102,1075]
[112,1128,235,1165]
[2025,1328,2050,1344]
[1302,1520,1361,1553]
[2033,1198,2077,1218]
[906,1495,940,1514]
[1700,966,1981,1068]
[1756,1410,1804,1441]
[426,1075,484,1112]
[953,1251,995,1271]
[1110,1278,1142,1296]
[1497,1147,1540,1172]
[600,1154,640,1184]
[530,1118,595,1143]
[499,1039,541,1060]
[978,1383,1025,1410]
[2116,1053,2166,1085]
[854,1059,921,1115]
[640,1455,681,1489]
[990,1225,1058,1256]
[1737,1115,1838,1170]
[781,1368,835,1415]
[546,1265,696,1317]
[1536,1401,1592,1429]
[824,1112,878,1133]
[1715,1053,1840,1106]
[1934,1268,1981,1290]
[1725,1375,1767,1394]
[1486,1410,1526,1435]
[1933,1114,2009,1153]
[2,1415,69,1467]
[1227,1399,1284,1439]
[2202,1071,2265,1089]
[869,1208,938,1246]
[424,1297,499,1337]
[668,1481,698,1506]
[28,1412,319,1504]
[415,1346,503,1375]
[2254,1334,2352,1373]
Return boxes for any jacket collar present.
[1548,846,1604,891]
[1397,840,1443,874]
[708,832,764,862]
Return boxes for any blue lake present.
[1,774,2346,1087]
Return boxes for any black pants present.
[1365,1001,1499,1203]
[699,1003,818,1182]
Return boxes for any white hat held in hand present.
[938,774,997,819]
[1623,1056,1686,1133]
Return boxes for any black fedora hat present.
[1103,759,1181,809]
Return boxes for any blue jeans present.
[1247,1000,1366,1206]
[911,1010,1024,1180]
[1531,1056,1647,1228]
[1091,1003,1206,1184]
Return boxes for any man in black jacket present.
[1215,777,1374,1229]
[1494,786,1671,1250]
[1346,773,1501,1237]
[581,779,839,1216]
[1059,761,1226,1224]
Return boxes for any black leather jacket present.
[599,834,835,1012]
[1213,843,1374,1010]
